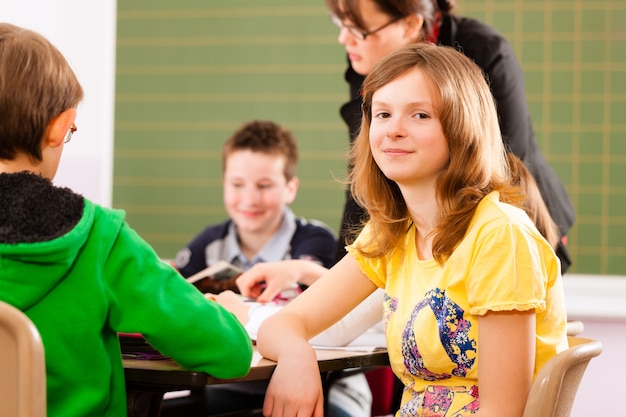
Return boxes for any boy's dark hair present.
[221,120,299,180]
[0,23,83,161]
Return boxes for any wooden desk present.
[124,347,389,417]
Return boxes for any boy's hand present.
[236,262,297,303]
[214,290,251,325]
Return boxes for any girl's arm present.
[257,254,377,417]
[476,309,536,417]
[232,288,384,345]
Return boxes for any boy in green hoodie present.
[0,22,252,417]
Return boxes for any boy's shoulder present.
[294,217,336,235]
[289,217,337,268]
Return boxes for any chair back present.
[522,336,602,417]
[0,300,46,417]
[565,320,585,336]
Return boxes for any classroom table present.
[124,346,389,417]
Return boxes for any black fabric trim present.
[0,172,84,243]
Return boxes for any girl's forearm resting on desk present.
[257,256,377,417]
[264,336,325,417]
[245,288,384,345]
[257,307,325,417]
[257,254,377,357]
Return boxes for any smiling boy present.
[175,120,336,293]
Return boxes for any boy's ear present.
[44,108,77,148]
[285,176,299,204]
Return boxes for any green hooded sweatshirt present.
[0,172,252,417]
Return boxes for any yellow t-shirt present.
[348,192,568,417]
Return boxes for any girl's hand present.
[263,350,325,417]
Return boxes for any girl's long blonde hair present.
[349,43,543,263]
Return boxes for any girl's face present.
[368,68,449,188]
[223,150,298,236]
[336,0,420,76]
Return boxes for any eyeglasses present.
[64,124,77,144]
[329,13,403,41]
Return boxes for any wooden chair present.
[566,320,585,336]
[0,300,46,417]
[522,336,602,417]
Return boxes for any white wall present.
[568,317,625,417]
[563,275,626,417]
[0,0,117,206]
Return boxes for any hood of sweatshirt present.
[0,172,90,310]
